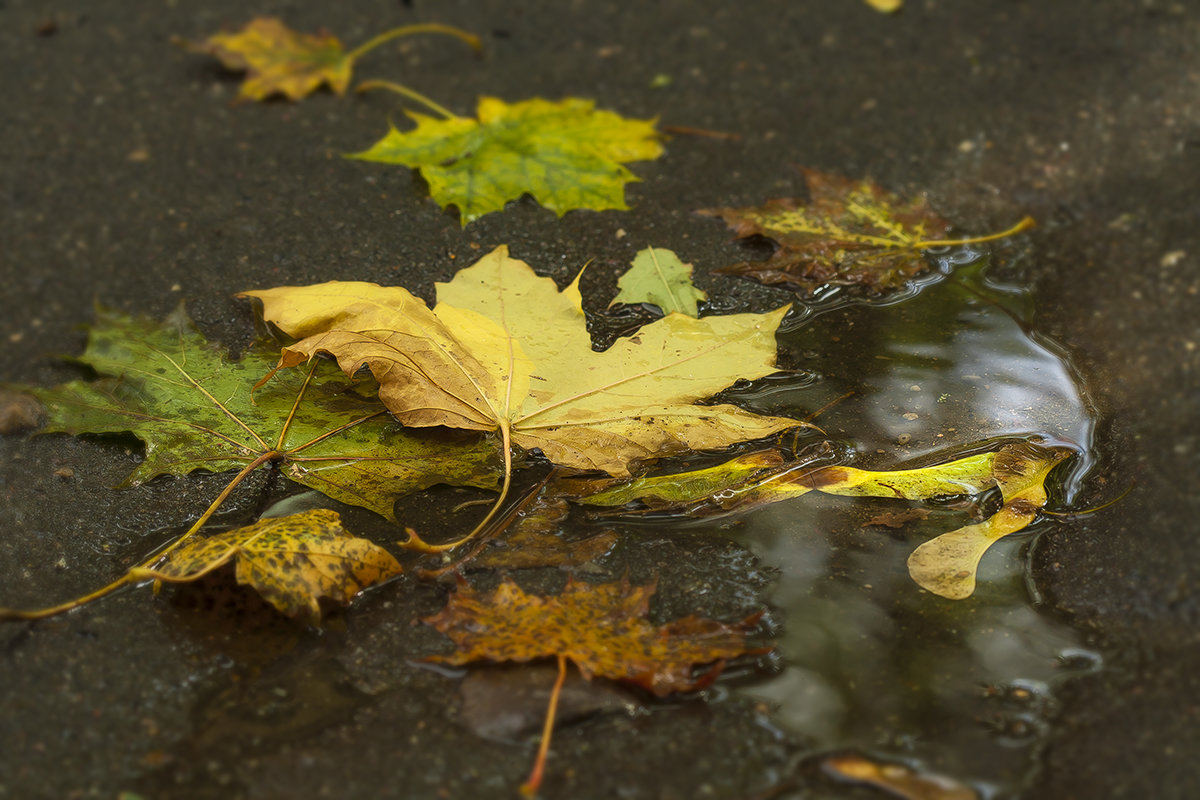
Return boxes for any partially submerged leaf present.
[31,308,500,520]
[423,576,766,696]
[242,246,806,477]
[907,442,1071,599]
[701,169,1032,296]
[577,441,1072,599]
[610,247,707,317]
[349,97,664,224]
[131,509,401,620]
[179,17,353,102]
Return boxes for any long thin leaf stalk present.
[520,654,568,798]
[344,23,481,64]
[0,451,277,621]
[356,79,460,120]
[399,421,513,553]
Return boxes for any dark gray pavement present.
[2,2,1198,798]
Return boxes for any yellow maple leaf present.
[130,509,401,620]
[241,246,804,479]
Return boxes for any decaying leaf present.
[242,246,805,478]
[609,247,708,317]
[130,509,401,620]
[579,441,1072,599]
[423,575,766,696]
[700,169,1033,296]
[178,18,480,103]
[30,308,500,521]
[349,97,663,224]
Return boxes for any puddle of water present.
[709,251,1101,794]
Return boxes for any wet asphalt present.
[2,2,1199,798]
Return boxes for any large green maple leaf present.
[32,308,499,521]
[348,96,663,224]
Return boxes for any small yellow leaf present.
[181,17,352,102]
[865,0,903,12]
[131,510,402,620]
[907,443,1071,599]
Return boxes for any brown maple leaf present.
[700,169,1033,296]
[423,576,767,697]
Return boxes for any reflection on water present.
[719,253,1101,794]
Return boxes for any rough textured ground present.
[2,2,1198,798]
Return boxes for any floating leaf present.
[130,510,401,620]
[578,441,1072,598]
[907,442,1071,599]
[349,97,664,224]
[609,247,707,317]
[700,169,1033,296]
[242,246,805,478]
[423,576,766,696]
[178,18,480,103]
[30,308,500,521]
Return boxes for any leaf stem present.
[344,23,482,64]
[520,654,567,798]
[355,79,460,120]
[916,215,1036,249]
[0,451,277,621]
[399,422,512,553]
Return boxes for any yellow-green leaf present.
[907,443,1070,599]
[610,247,708,317]
[348,97,664,224]
[180,17,353,102]
[243,246,806,477]
[131,510,402,620]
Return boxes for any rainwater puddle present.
[705,252,1102,795]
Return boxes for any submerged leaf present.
[180,17,353,102]
[423,576,766,696]
[610,247,708,317]
[243,246,806,477]
[131,509,401,620]
[701,169,1032,296]
[349,97,663,224]
[31,308,500,520]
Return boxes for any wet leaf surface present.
[701,169,1029,296]
[350,97,663,224]
[822,751,978,800]
[244,246,805,477]
[28,308,500,521]
[609,247,707,317]
[423,575,767,696]
[131,509,402,621]
[579,441,1072,598]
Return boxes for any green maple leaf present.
[31,308,500,521]
[349,96,664,224]
[609,247,708,317]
